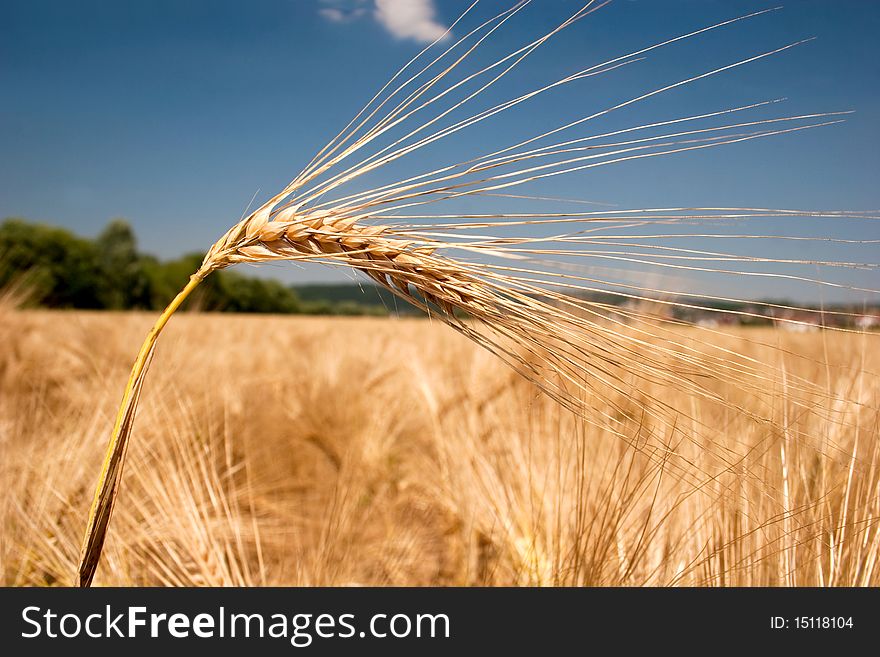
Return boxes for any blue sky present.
[1,0,878,299]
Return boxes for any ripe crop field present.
[2,304,877,586]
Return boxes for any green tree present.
[95,218,154,309]
[0,218,104,307]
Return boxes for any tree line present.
[0,218,391,315]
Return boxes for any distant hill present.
[295,283,391,304]
[294,283,421,315]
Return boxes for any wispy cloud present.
[373,0,448,44]
[318,8,346,23]
[318,1,367,24]
[318,0,448,45]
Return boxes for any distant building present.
[856,314,880,329]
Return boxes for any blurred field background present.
[2,293,877,586]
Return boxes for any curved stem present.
[76,272,205,587]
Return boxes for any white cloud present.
[373,0,448,44]
[317,0,449,45]
[319,7,346,22]
[318,1,367,23]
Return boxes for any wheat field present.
[2,294,877,586]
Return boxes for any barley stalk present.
[77,1,877,586]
